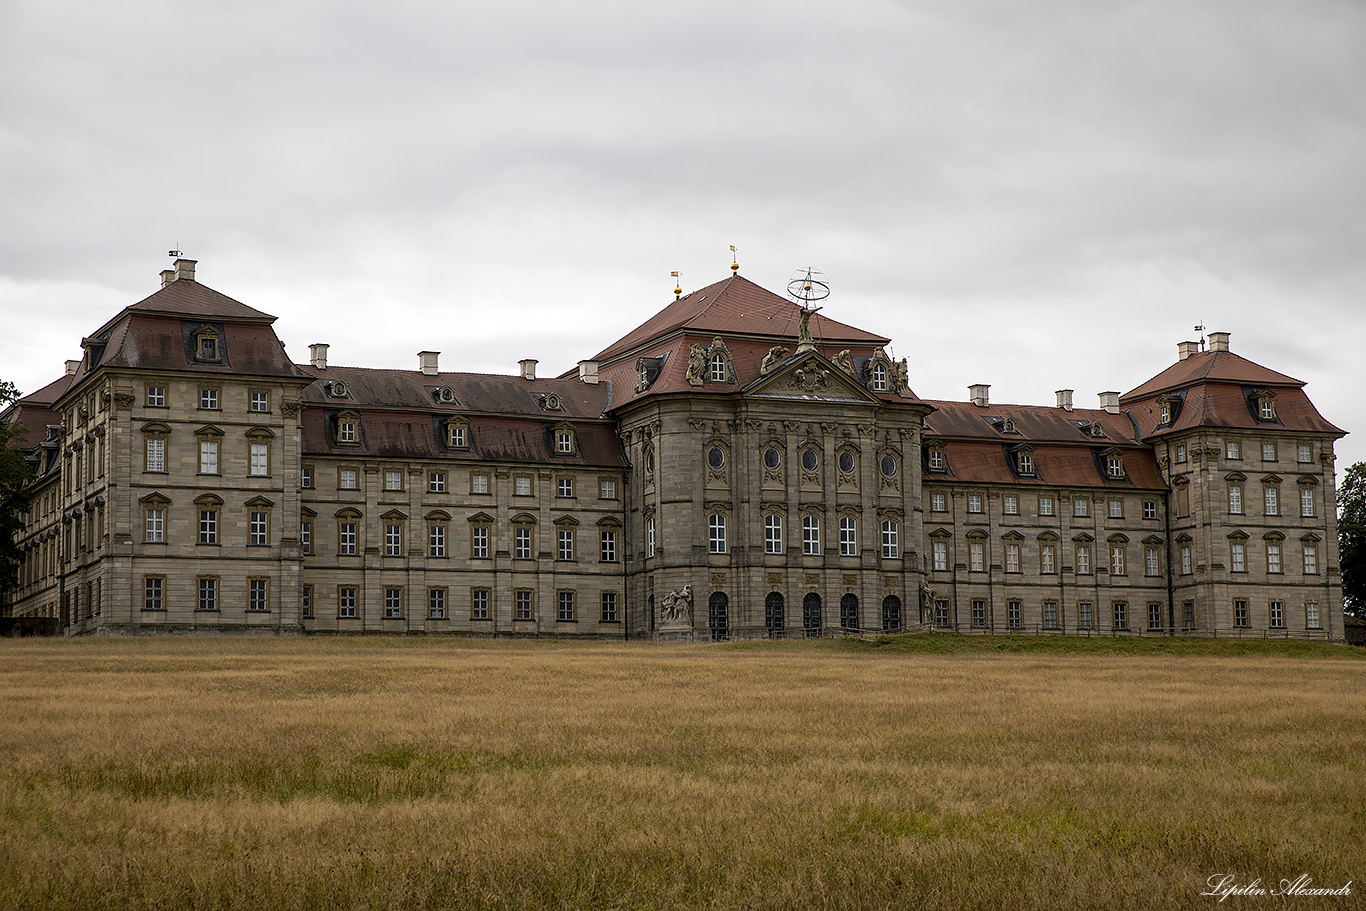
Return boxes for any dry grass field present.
[0,635,1362,911]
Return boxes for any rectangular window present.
[1075,543,1091,574]
[709,515,727,554]
[339,468,358,490]
[1180,544,1191,575]
[967,494,983,514]
[146,386,166,407]
[1266,542,1281,574]
[600,529,617,562]
[600,478,617,499]
[200,388,219,410]
[515,476,532,496]
[935,600,950,627]
[557,528,574,561]
[1041,544,1056,574]
[1226,440,1240,460]
[1005,542,1020,573]
[472,589,490,620]
[969,540,984,572]
[337,420,357,444]
[1269,600,1284,629]
[249,510,268,546]
[1176,444,1187,463]
[145,507,164,543]
[1074,498,1088,517]
[144,578,166,612]
[882,520,899,559]
[1078,601,1092,630]
[932,540,948,572]
[1148,603,1162,631]
[1300,487,1315,517]
[1233,599,1248,627]
[971,599,986,628]
[1145,546,1160,576]
[145,438,165,472]
[1007,600,1021,629]
[764,515,783,554]
[558,591,575,622]
[339,522,357,556]
[1231,540,1245,572]
[1017,453,1034,475]
[448,425,466,448]
[385,523,402,556]
[471,473,489,494]
[428,472,446,493]
[1108,499,1123,519]
[300,520,313,555]
[384,470,402,491]
[429,524,446,558]
[199,440,219,474]
[1228,484,1242,514]
[1304,544,1318,574]
[928,449,944,470]
[428,588,446,619]
[1003,495,1018,515]
[301,466,313,488]
[1298,444,1313,463]
[1109,545,1125,576]
[244,579,267,612]
[302,585,313,619]
[839,517,856,556]
[1262,442,1276,461]
[646,516,656,557]
[515,590,533,621]
[557,478,573,497]
[1143,500,1157,520]
[473,526,490,559]
[556,431,573,454]
[1112,602,1127,630]
[513,527,530,559]
[198,578,218,612]
[1183,601,1194,628]
[1264,485,1278,515]
[1039,496,1054,516]
[1176,485,1190,517]
[199,509,218,545]
[384,587,402,618]
[1043,601,1058,630]
[1306,601,1320,629]
[601,592,618,623]
[931,492,946,512]
[250,391,269,412]
[802,516,820,555]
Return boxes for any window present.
[249,390,269,413]
[1175,484,1190,517]
[935,599,950,628]
[762,515,783,554]
[1107,455,1125,479]
[1075,543,1091,574]
[1298,444,1313,463]
[471,473,489,494]
[339,468,358,490]
[384,470,402,491]
[1043,601,1058,630]
[600,529,617,562]
[1264,485,1278,515]
[146,386,166,407]
[871,362,888,392]
[1269,600,1284,629]
[763,448,783,472]
[1231,540,1246,573]
[197,332,220,361]
[1109,544,1125,575]
[1176,444,1187,464]
[1304,543,1318,574]
[1259,399,1275,421]
[971,599,986,628]
[801,449,819,472]
[881,520,899,558]
[557,478,573,498]
[839,517,856,556]
[515,591,533,621]
[300,519,313,555]
[1148,603,1162,631]
[969,540,985,572]
[708,447,726,470]
[428,589,446,619]
[198,578,218,612]
[249,510,268,546]
[338,418,357,444]
[838,451,856,474]
[1017,452,1034,475]
[301,466,313,488]
[250,441,269,476]
[339,521,357,556]
[928,448,945,470]
[601,592,618,623]
[429,472,446,493]
[472,589,490,620]
[646,516,656,557]
[1234,599,1248,627]
[514,526,530,559]
[1300,486,1315,517]
[515,476,532,496]
[880,455,897,478]
[709,515,727,553]
[429,523,446,557]
[558,591,575,622]
[199,388,219,410]
[1078,601,1092,630]
[1266,542,1281,574]
[1262,442,1276,461]
[1306,601,1320,629]
[384,588,403,618]
[1228,484,1242,514]
[1073,498,1088,517]
[1041,543,1056,574]
[1159,401,1171,424]
[1005,541,1020,573]
[1145,546,1160,576]
[555,430,574,454]
[381,522,403,556]
[145,507,164,543]
[1143,500,1157,520]
[1182,601,1194,628]
[709,352,727,382]
[145,438,165,473]
[967,494,983,514]
[803,516,821,555]
[931,492,946,512]
[448,424,467,448]
[1180,544,1191,575]
[932,540,948,571]
[1108,499,1123,519]
[1007,600,1021,629]
[557,528,574,561]
[199,440,219,475]
[1112,602,1127,630]
[600,478,617,499]
[1039,496,1054,517]
[1003,495,1018,515]
[199,508,218,545]
[1226,440,1240,460]
[302,586,313,619]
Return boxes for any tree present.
[1338,461,1366,619]
[0,381,35,600]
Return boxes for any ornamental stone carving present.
[686,344,705,386]
[760,346,789,375]
[792,363,830,393]
[832,349,855,377]
[659,585,693,626]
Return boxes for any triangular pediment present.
[744,351,880,404]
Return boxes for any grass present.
[0,635,1362,910]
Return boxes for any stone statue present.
[760,345,789,375]
[796,306,822,353]
[832,349,855,377]
[895,358,909,395]
[660,585,693,625]
[686,345,705,386]
[919,584,936,624]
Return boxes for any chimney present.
[578,360,599,384]
[418,351,439,376]
[519,359,538,381]
[160,269,176,288]
[309,343,329,370]
[1208,331,1230,353]
[1055,389,1073,411]
[1177,340,1201,361]
[1098,391,1120,414]
[173,258,196,282]
[969,384,990,408]
[65,359,81,376]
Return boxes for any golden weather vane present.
[671,271,682,300]
[730,245,739,274]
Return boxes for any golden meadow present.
[1,635,1362,910]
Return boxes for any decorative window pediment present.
[1107,533,1130,544]
[194,493,224,507]
[1226,530,1249,542]
[425,509,452,521]
[467,511,495,524]
[140,421,171,435]
[965,528,989,541]
[1038,531,1060,543]
[596,516,622,529]
[1224,471,1247,482]
[139,491,170,507]
[245,496,275,508]
[510,512,537,525]
[245,426,275,440]
[929,527,952,540]
[553,515,580,528]
[195,424,224,439]
[1262,530,1285,542]
[1300,532,1321,543]
[1141,534,1164,546]
[1175,533,1192,544]
[1002,530,1025,542]
[1071,532,1094,543]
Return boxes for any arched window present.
[709,353,727,383]
[803,593,822,637]
[840,594,859,632]
[871,362,888,392]
[882,595,902,633]
[765,592,785,636]
[708,592,729,641]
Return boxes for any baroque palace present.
[1,259,1348,640]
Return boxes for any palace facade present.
[1,259,1348,640]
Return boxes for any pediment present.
[744,351,880,404]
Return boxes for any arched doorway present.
[882,595,902,633]
[803,593,822,637]
[709,592,729,641]
[764,592,784,638]
[840,593,859,632]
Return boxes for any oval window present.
[839,451,856,474]
[708,447,726,469]
[763,448,781,470]
[880,454,897,477]
[802,450,819,472]
[644,447,655,472]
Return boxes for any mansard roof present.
[1,374,73,449]
[123,278,277,324]
[924,400,1144,446]
[923,439,1168,491]
[1122,348,1302,399]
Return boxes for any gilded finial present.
[730,245,739,274]
[671,271,682,300]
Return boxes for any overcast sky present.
[3,0,1363,468]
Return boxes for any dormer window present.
[1105,451,1125,479]
[709,354,727,383]
[871,362,888,392]
[542,393,561,411]
[1257,394,1276,421]
[445,417,470,450]
[192,325,223,363]
[1159,401,1171,424]
[336,412,360,446]
[554,426,575,455]
[328,381,349,398]
[1004,419,1016,434]
[1017,451,1034,475]
[436,386,457,404]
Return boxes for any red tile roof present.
[124,279,276,323]
[927,440,1167,491]
[1125,383,1344,440]
[923,400,1142,446]
[1122,349,1302,400]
